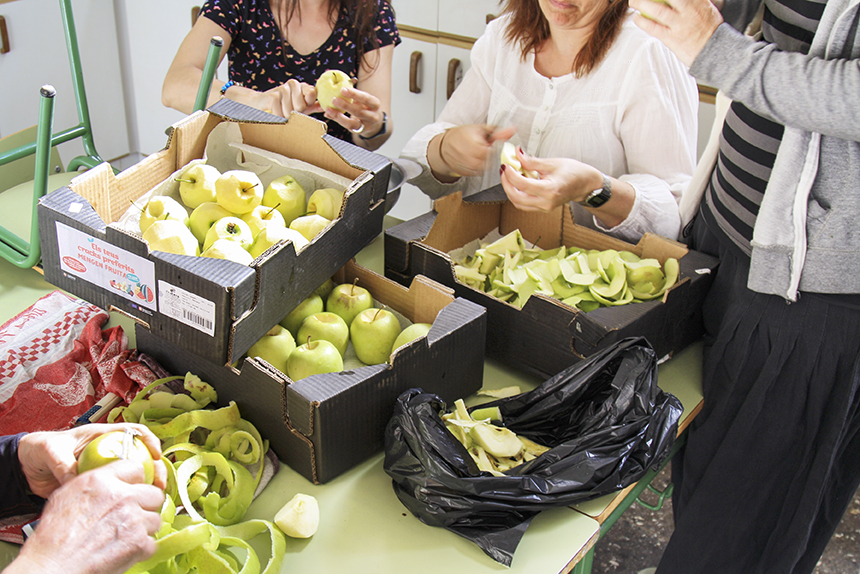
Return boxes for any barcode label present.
[158,280,217,337]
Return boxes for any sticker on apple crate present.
[157,280,217,337]
[55,221,157,310]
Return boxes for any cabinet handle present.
[486,13,497,24]
[409,51,422,94]
[447,58,461,100]
[0,16,9,54]
[191,6,201,27]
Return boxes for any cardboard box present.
[134,259,487,484]
[38,100,391,366]
[384,187,719,379]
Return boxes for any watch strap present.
[579,173,612,208]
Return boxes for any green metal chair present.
[195,36,225,113]
[0,0,107,268]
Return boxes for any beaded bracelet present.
[220,80,235,95]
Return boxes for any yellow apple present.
[215,170,263,214]
[315,70,353,112]
[188,202,234,244]
[139,196,189,234]
[262,175,306,226]
[202,216,255,252]
[176,163,220,209]
[77,429,155,485]
[248,226,310,259]
[500,142,539,179]
[241,204,286,238]
[289,214,331,241]
[306,187,345,220]
[201,238,255,265]
[142,219,200,256]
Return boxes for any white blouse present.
[400,13,699,242]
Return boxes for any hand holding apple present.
[315,70,354,112]
[76,428,156,485]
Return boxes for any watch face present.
[586,191,610,207]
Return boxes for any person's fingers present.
[487,125,517,144]
[151,458,168,491]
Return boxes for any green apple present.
[215,170,263,214]
[326,280,374,326]
[188,201,233,244]
[139,196,189,234]
[289,214,331,241]
[280,293,325,337]
[142,219,200,256]
[201,238,254,265]
[287,338,344,381]
[306,187,344,220]
[241,204,286,238]
[77,429,155,485]
[297,312,349,357]
[248,226,310,259]
[202,216,254,252]
[350,308,402,365]
[314,278,335,300]
[390,322,432,355]
[175,163,220,209]
[262,175,307,226]
[315,69,353,112]
[247,325,296,375]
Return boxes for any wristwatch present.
[359,112,388,141]
[579,173,612,208]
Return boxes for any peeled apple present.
[274,493,320,538]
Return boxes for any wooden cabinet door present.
[437,0,502,40]
[390,0,438,31]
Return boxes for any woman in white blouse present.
[399,0,698,242]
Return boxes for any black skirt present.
[657,212,860,574]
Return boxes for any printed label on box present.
[55,222,157,310]
[158,281,216,337]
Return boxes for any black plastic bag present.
[383,337,683,566]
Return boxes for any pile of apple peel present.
[452,229,680,311]
[443,399,549,476]
[107,373,288,574]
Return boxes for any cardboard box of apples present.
[384,186,720,379]
[38,99,392,367]
[133,259,488,484]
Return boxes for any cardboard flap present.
[425,192,502,252]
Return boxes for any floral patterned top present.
[200,0,400,142]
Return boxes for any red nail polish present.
[500,164,506,173]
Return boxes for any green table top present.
[0,217,703,573]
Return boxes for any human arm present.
[162,15,317,117]
[631,0,860,140]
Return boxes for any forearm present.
[691,23,860,140]
[0,433,44,520]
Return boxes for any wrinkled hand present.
[629,0,723,67]
[500,149,603,212]
[17,423,167,499]
[10,460,165,574]
[437,124,518,178]
[322,86,385,137]
[241,79,320,117]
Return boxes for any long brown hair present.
[272,0,384,73]
[502,0,629,77]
